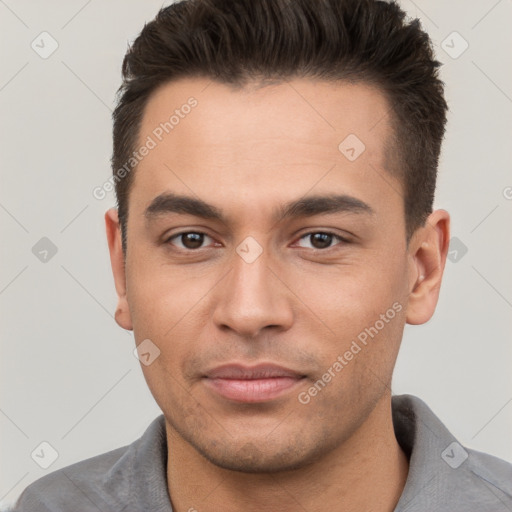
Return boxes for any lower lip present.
[204,377,303,403]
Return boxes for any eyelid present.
[292,230,351,249]
[165,230,219,249]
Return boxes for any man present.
[12,0,512,510]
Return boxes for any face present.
[107,77,448,472]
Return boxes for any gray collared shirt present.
[10,394,512,511]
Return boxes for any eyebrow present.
[144,192,374,224]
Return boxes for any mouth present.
[202,363,307,403]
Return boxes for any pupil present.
[183,233,203,249]
[311,233,332,249]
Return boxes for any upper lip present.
[204,363,305,380]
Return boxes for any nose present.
[211,246,294,338]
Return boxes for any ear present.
[406,209,450,325]
[105,208,133,331]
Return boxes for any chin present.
[191,435,329,474]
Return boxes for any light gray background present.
[1,0,511,508]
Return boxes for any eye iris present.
[182,233,204,249]
[311,233,332,249]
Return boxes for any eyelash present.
[165,230,350,251]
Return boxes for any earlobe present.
[105,208,133,331]
[406,209,450,325]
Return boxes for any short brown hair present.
[112,0,448,252]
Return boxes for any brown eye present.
[168,232,212,250]
[296,232,346,250]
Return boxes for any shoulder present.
[10,414,168,512]
[10,443,135,512]
[393,394,512,511]
[465,446,512,500]
[428,446,512,511]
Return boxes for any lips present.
[203,363,306,403]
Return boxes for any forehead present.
[141,77,391,151]
[131,77,398,219]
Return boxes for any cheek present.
[290,253,408,375]
[125,257,214,337]
[125,263,215,390]
[297,255,406,327]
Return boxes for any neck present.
[166,394,409,512]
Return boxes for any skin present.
[106,77,450,512]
